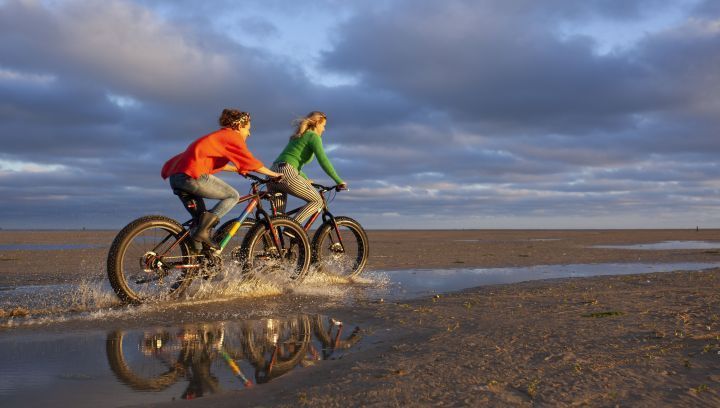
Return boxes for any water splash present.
[0,259,387,328]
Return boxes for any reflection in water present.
[0,315,361,406]
[107,315,360,400]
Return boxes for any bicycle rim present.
[242,217,310,282]
[114,221,195,303]
[312,217,368,278]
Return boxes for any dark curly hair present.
[219,109,251,130]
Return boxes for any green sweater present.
[273,130,344,184]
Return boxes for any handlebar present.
[243,173,281,185]
[311,183,348,193]
[243,173,344,193]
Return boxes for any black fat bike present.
[107,175,310,304]
[268,183,369,278]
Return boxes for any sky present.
[1,0,719,229]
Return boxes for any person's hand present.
[337,182,348,190]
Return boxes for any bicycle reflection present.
[106,314,361,400]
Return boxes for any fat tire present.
[107,215,194,304]
[311,216,369,278]
[238,215,311,282]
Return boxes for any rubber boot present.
[192,211,220,250]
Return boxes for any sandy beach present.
[2,229,720,406]
[2,228,720,285]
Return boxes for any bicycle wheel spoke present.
[311,217,368,278]
[242,216,310,282]
[108,216,196,303]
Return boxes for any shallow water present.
[0,244,106,251]
[0,314,361,407]
[3,262,719,328]
[593,241,720,250]
[379,262,720,299]
[3,261,720,406]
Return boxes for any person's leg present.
[191,174,241,218]
[267,163,288,214]
[171,173,240,218]
[169,174,205,252]
[169,173,239,249]
[269,164,322,223]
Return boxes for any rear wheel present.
[239,216,311,282]
[107,215,196,304]
[311,216,369,278]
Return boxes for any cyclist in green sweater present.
[269,111,347,223]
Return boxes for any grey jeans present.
[169,173,240,218]
[267,163,323,223]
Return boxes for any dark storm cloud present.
[0,0,718,229]
[321,0,693,136]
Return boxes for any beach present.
[2,229,720,406]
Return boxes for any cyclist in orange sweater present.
[161,109,282,249]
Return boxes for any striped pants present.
[268,163,323,223]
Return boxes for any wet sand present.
[3,229,720,406]
[3,229,720,286]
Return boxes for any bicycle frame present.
[149,178,284,269]
[271,184,345,249]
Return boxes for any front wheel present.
[311,216,369,278]
[107,215,196,304]
[239,216,311,283]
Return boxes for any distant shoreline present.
[1,227,719,232]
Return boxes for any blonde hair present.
[290,111,327,140]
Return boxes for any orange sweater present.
[161,128,263,179]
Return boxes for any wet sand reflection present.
[1,314,361,406]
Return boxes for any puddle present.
[0,314,361,407]
[593,241,720,250]
[2,260,719,406]
[0,244,106,251]
[375,262,720,299]
[4,261,720,327]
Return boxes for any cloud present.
[321,0,702,137]
[0,0,718,229]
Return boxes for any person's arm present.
[222,135,265,175]
[309,135,344,184]
[254,166,282,178]
[223,139,282,178]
